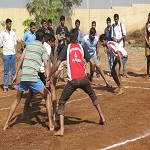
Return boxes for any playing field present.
[0,45,150,150]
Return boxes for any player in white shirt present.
[99,34,128,95]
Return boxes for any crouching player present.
[99,34,128,95]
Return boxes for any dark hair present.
[99,34,108,42]
[148,13,150,16]
[106,17,111,22]
[48,19,52,24]
[90,27,96,35]
[30,22,36,27]
[45,33,56,42]
[70,28,78,42]
[36,29,45,41]
[92,21,96,25]
[75,19,80,25]
[41,19,46,25]
[60,15,65,21]
[114,14,119,19]
[6,18,12,24]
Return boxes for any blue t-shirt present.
[22,30,36,46]
[81,35,98,57]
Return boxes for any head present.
[41,19,47,29]
[89,27,96,41]
[91,21,96,28]
[65,32,70,45]
[148,13,150,22]
[30,22,36,33]
[70,28,78,43]
[106,17,111,28]
[99,34,108,47]
[36,29,45,44]
[47,19,52,28]
[75,19,80,29]
[60,15,65,27]
[114,14,119,25]
[6,18,12,31]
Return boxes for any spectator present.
[47,19,55,36]
[21,22,36,51]
[56,15,68,45]
[104,17,114,76]
[75,19,84,44]
[144,13,150,78]
[0,18,17,92]
[111,14,129,77]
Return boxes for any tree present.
[23,0,82,32]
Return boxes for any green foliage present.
[23,0,82,30]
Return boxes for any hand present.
[12,75,17,84]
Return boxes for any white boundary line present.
[100,132,150,150]
[0,93,102,122]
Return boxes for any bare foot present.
[3,123,9,131]
[100,116,105,125]
[54,129,64,136]
[114,87,119,93]
[117,88,124,95]
[49,125,55,131]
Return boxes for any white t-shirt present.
[107,41,127,57]
[0,29,17,55]
[111,22,126,47]
[39,42,51,73]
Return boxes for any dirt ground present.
[0,44,150,150]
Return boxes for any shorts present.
[112,56,128,70]
[91,55,100,65]
[18,78,44,93]
[58,61,67,71]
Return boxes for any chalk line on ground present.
[100,132,150,150]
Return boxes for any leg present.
[81,78,105,124]
[20,89,34,120]
[111,63,123,95]
[54,81,76,136]
[10,54,16,88]
[3,90,23,130]
[147,56,150,76]
[49,82,57,121]
[3,55,10,91]
[39,87,54,131]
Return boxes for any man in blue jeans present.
[0,18,17,92]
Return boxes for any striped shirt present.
[21,40,48,82]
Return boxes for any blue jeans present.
[107,51,114,71]
[3,54,16,88]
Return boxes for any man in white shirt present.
[111,14,129,77]
[100,34,128,95]
[0,18,17,92]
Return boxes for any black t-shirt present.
[58,44,91,62]
[56,26,68,43]
[47,27,55,36]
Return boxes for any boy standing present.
[3,29,54,131]
[104,17,114,76]
[49,29,105,136]
[21,22,36,51]
[0,18,17,92]
[99,34,128,95]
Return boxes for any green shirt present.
[21,40,48,82]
